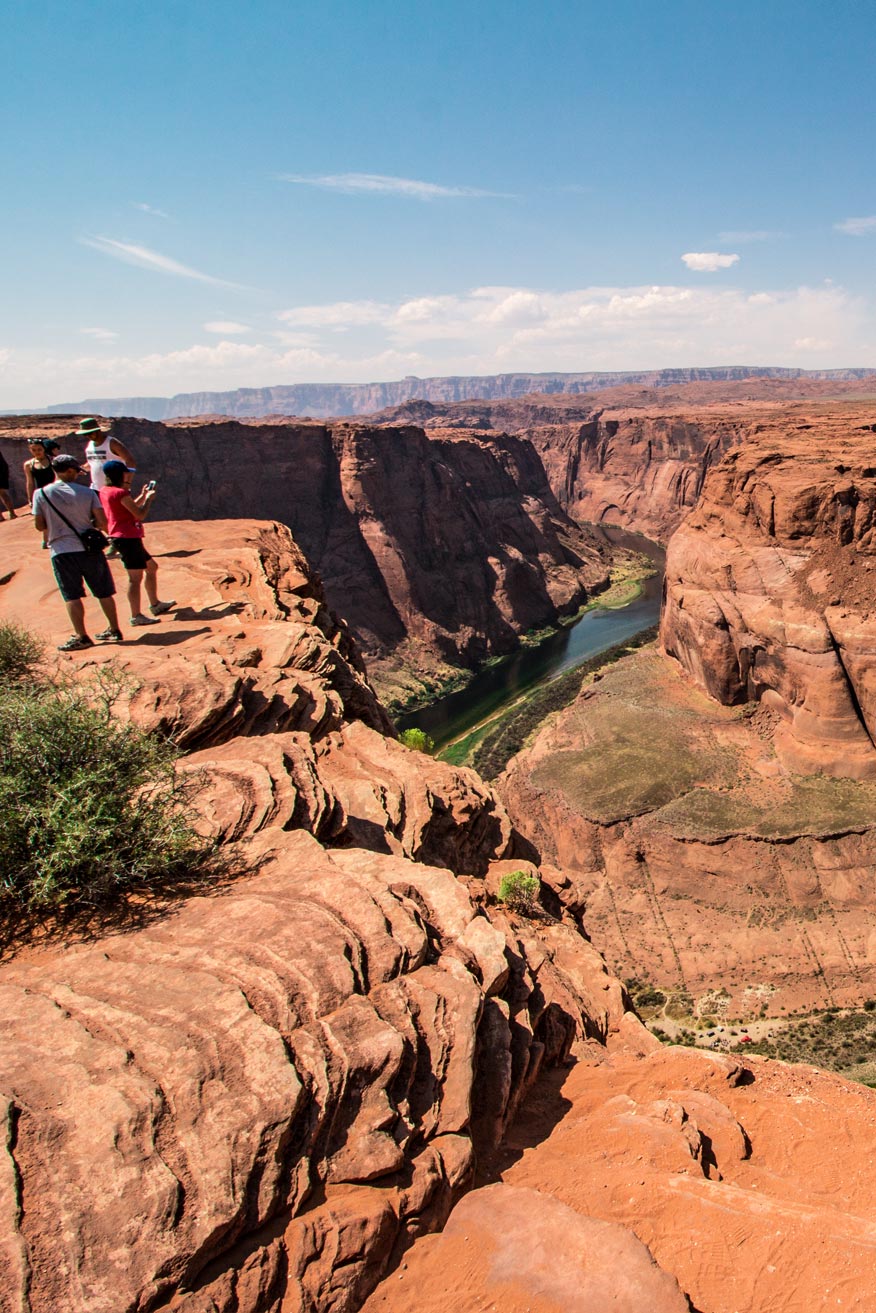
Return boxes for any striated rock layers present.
[4,516,876,1311]
[365,1048,876,1313]
[45,364,876,420]
[0,515,641,1313]
[370,392,765,540]
[0,417,609,707]
[661,416,876,777]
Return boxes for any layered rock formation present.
[365,1048,876,1313]
[371,392,876,541]
[0,418,609,708]
[498,419,876,1022]
[4,508,876,1311]
[0,516,642,1313]
[661,416,876,777]
[500,643,876,1018]
[45,364,876,420]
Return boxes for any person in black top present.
[0,450,16,521]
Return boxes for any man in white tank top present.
[76,417,136,490]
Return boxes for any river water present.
[395,526,665,752]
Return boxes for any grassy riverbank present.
[439,624,659,776]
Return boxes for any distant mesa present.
[42,365,876,422]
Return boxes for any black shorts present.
[112,538,152,570]
[52,550,116,602]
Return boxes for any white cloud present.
[794,336,832,351]
[3,282,873,409]
[277,300,390,328]
[203,320,251,334]
[278,172,509,200]
[80,236,248,289]
[80,327,119,343]
[835,216,876,236]
[132,202,170,219]
[681,252,741,272]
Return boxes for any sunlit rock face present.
[661,418,876,777]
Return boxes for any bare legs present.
[0,490,16,520]
[127,560,160,618]
[64,594,121,639]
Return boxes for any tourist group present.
[0,419,176,651]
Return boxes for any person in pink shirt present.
[99,460,176,627]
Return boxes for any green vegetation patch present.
[656,776,876,841]
[532,693,736,823]
[497,869,540,915]
[0,622,219,936]
[441,626,658,779]
[730,1006,876,1086]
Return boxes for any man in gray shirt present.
[33,454,122,651]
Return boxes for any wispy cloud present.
[80,326,118,343]
[80,236,247,289]
[132,201,170,219]
[203,320,251,334]
[277,300,389,328]
[681,251,740,272]
[278,171,511,200]
[718,229,782,243]
[835,216,876,236]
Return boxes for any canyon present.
[3,386,876,1310]
[0,416,610,711]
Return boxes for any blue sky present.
[2,0,876,407]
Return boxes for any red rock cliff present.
[0,417,609,708]
[661,414,876,777]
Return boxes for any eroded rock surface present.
[500,644,876,1019]
[367,1047,876,1313]
[0,517,637,1313]
[0,417,610,708]
[661,418,876,776]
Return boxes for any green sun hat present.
[75,417,104,437]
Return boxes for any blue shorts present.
[51,550,116,602]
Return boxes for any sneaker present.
[130,614,158,626]
[95,627,123,643]
[149,600,176,615]
[58,634,94,652]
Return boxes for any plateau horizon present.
[2,277,876,410]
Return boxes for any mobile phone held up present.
[146,480,157,492]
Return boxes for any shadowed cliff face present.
[0,417,609,707]
[367,394,764,541]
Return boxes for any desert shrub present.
[0,621,45,686]
[497,869,540,916]
[398,727,436,754]
[0,673,211,913]
[865,999,876,1012]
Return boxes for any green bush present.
[0,670,212,914]
[497,869,540,915]
[0,621,45,685]
[398,727,436,754]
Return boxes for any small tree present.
[0,621,45,685]
[497,869,540,916]
[398,727,436,754]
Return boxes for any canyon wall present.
[661,416,876,777]
[499,415,876,1022]
[0,418,609,708]
[4,502,876,1311]
[0,515,641,1313]
[43,365,876,420]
